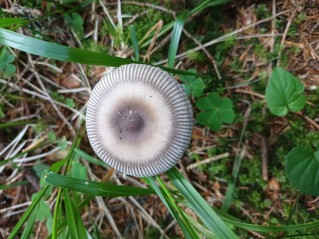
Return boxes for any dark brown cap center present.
[114,106,146,141]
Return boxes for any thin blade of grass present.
[166,167,238,239]
[52,188,62,239]
[167,16,186,68]
[222,216,319,233]
[0,119,42,129]
[0,28,196,76]
[0,180,29,190]
[20,204,39,239]
[190,0,230,15]
[63,190,84,239]
[45,172,154,197]
[73,148,108,168]
[0,18,29,27]
[0,28,133,66]
[8,186,49,239]
[129,25,139,61]
[146,177,200,239]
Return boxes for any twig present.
[187,152,229,170]
[234,89,265,99]
[277,10,297,66]
[154,10,291,65]
[183,28,221,79]
[99,0,116,29]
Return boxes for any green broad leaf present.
[0,28,196,77]
[70,160,87,180]
[65,98,75,108]
[265,67,305,116]
[285,147,319,196]
[36,198,53,223]
[167,167,238,239]
[64,13,84,31]
[179,70,205,98]
[44,172,154,197]
[196,92,235,131]
[0,47,16,77]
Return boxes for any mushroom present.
[86,64,193,177]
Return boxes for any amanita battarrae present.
[86,64,193,177]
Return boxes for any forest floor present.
[1,0,319,238]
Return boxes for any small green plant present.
[196,92,235,131]
[285,146,319,196]
[179,69,205,98]
[265,67,305,116]
[0,47,16,77]
[63,12,84,37]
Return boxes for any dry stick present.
[0,78,83,117]
[95,196,123,238]
[277,10,297,66]
[112,176,168,238]
[183,28,222,79]
[27,54,76,137]
[268,0,276,74]
[127,196,169,239]
[255,134,269,181]
[117,0,125,50]
[124,10,151,27]
[149,32,172,56]
[111,1,176,15]
[296,112,319,130]
[85,162,123,238]
[187,152,230,170]
[155,10,291,65]
[234,89,265,99]
[128,206,143,239]
[99,0,116,29]
[143,20,163,62]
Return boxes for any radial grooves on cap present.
[86,64,193,177]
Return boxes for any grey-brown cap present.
[86,64,193,177]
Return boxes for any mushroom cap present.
[86,64,193,177]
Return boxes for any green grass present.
[1,1,319,239]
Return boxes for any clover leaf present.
[196,92,235,131]
[265,67,305,116]
[0,47,16,77]
[285,147,319,196]
[179,69,205,98]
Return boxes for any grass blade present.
[8,186,49,239]
[129,25,139,61]
[20,204,39,239]
[167,16,185,68]
[166,167,238,239]
[0,28,133,66]
[147,177,200,239]
[63,190,87,239]
[52,188,62,239]
[0,18,29,27]
[0,28,196,76]
[45,172,154,197]
[190,0,230,15]
[0,180,29,190]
